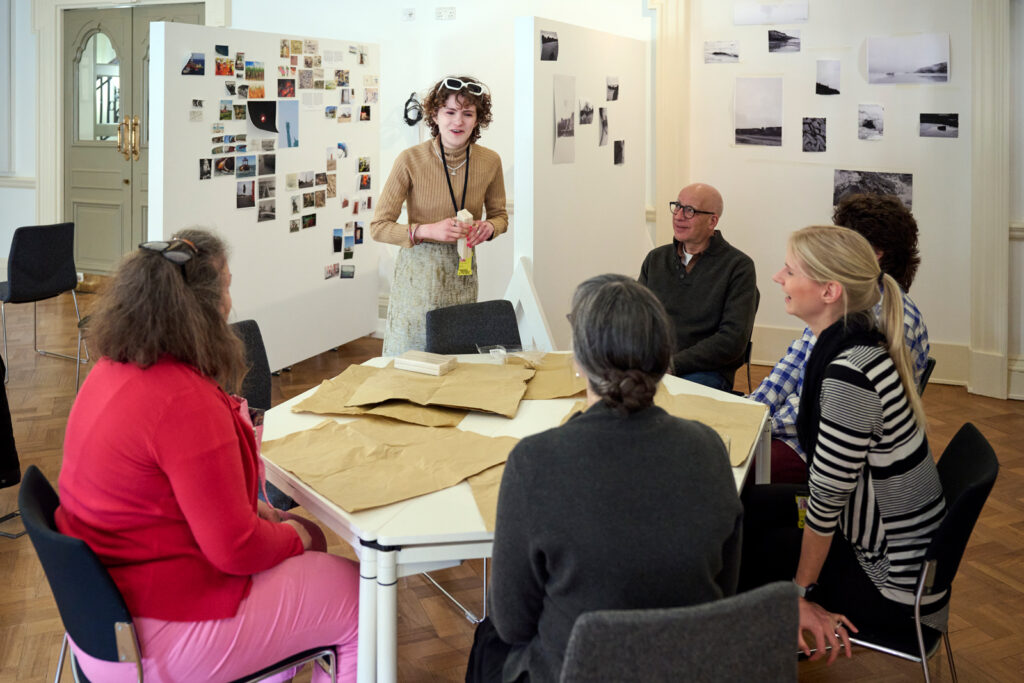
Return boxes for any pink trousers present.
[70,550,360,683]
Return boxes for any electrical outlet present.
[435,6,456,20]
[401,8,415,21]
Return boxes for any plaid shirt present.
[750,289,930,457]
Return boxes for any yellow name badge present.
[795,494,809,529]
[457,252,473,276]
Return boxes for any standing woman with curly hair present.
[371,75,508,356]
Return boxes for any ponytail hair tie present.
[877,271,885,287]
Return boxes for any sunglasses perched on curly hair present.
[139,238,198,265]
[436,77,487,97]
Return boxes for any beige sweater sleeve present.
[370,150,415,247]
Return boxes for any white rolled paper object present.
[456,209,473,260]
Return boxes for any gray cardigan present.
[490,402,743,683]
[638,231,758,384]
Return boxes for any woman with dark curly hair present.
[371,75,508,355]
[466,274,743,683]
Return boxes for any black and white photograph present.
[258,153,275,176]
[703,40,739,64]
[605,76,619,101]
[833,169,913,210]
[579,100,594,125]
[261,139,275,152]
[540,30,559,61]
[302,192,315,208]
[802,117,826,152]
[290,195,301,214]
[298,171,315,189]
[734,0,808,25]
[315,172,327,186]
[768,29,800,53]
[286,172,298,190]
[236,181,255,209]
[867,33,949,84]
[199,158,212,180]
[598,107,609,146]
[919,113,959,138]
[257,199,275,222]
[734,77,782,146]
[613,140,625,165]
[289,218,299,233]
[258,177,275,199]
[858,104,884,140]
[816,60,840,95]
[341,265,355,279]
[553,74,575,164]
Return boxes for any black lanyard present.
[438,138,470,215]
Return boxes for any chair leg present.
[0,509,27,539]
[55,632,68,683]
[943,632,958,683]
[32,292,89,364]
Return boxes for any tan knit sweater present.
[370,138,508,248]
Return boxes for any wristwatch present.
[793,580,818,600]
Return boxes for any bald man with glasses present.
[638,183,758,391]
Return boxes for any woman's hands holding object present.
[422,217,469,243]
[797,597,857,664]
[466,220,494,248]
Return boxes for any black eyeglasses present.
[436,77,487,97]
[139,238,198,267]
[669,202,716,219]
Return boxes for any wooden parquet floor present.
[1,291,1022,682]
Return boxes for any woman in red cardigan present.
[56,229,358,682]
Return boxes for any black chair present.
[18,465,337,683]
[918,356,937,395]
[425,300,521,354]
[230,319,273,411]
[559,581,798,682]
[0,355,22,538]
[0,223,88,384]
[849,423,999,682]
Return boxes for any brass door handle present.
[117,120,131,161]
[130,116,140,161]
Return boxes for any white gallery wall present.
[1009,0,1024,397]
[0,0,37,254]
[687,0,973,379]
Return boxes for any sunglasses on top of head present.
[139,239,199,279]
[437,77,487,97]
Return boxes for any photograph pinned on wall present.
[248,85,265,99]
[341,265,355,279]
[302,92,325,108]
[324,263,339,279]
[335,70,350,87]
[302,213,317,229]
[358,174,371,191]
[212,122,224,134]
[211,146,224,155]
[354,222,365,244]
[552,74,575,165]
[704,40,739,64]
[234,52,244,71]
[289,218,300,233]
[338,142,349,158]
[340,88,352,105]
[338,107,352,123]
[215,57,233,76]
[236,180,255,208]
[325,78,336,91]
[540,30,559,61]
[290,39,302,55]
[352,199,359,215]
[261,138,275,152]
[258,177,275,199]
[579,100,593,124]
[303,192,315,208]
[325,105,337,119]
[326,147,341,171]
[214,156,234,176]
[236,155,256,178]
[244,61,264,81]
[278,100,299,148]
[613,140,625,165]
[734,76,783,146]
[919,113,959,138]
[298,171,315,188]
[225,81,236,96]
[219,100,233,120]
[359,105,371,121]
[333,228,344,253]
[734,0,808,25]
[858,104,884,140]
[199,158,212,180]
[303,39,319,54]
[598,107,609,146]
[247,101,276,134]
[358,197,368,212]
[344,236,355,259]
[216,44,229,57]
[189,109,203,122]
[181,52,205,75]
[326,174,337,198]
[357,156,370,173]
[802,117,826,152]
[235,145,247,154]
[315,190,326,208]
[278,66,288,77]
[313,67,325,83]
[258,153,276,176]
[768,29,800,53]
[237,84,250,99]
[290,55,298,66]
[605,76,619,101]
[286,172,299,190]
[298,70,314,89]
[312,55,323,67]
[834,169,912,209]
[258,199,275,222]
[364,87,379,104]
[341,194,351,209]
[290,195,301,214]
[315,172,327,186]
[278,79,295,98]
[233,105,247,121]
[867,33,949,84]
[363,74,379,87]
[816,60,840,95]
[279,39,290,58]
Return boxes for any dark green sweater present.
[490,402,743,683]
[638,231,758,385]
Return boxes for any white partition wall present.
[150,22,381,371]
[512,17,650,351]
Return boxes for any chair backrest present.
[6,223,78,303]
[231,319,272,411]
[926,423,999,593]
[17,465,137,665]
[559,582,798,683]
[424,299,521,355]
[918,356,937,395]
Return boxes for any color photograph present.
[236,180,255,208]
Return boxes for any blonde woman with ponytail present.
[740,226,945,666]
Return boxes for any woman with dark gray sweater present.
[466,274,743,683]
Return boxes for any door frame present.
[33,0,228,224]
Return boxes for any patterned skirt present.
[382,242,478,356]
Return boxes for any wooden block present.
[394,350,459,376]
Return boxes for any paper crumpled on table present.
[344,361,536,418]
[558,384,766,467]
[508,352,588,400]
[262,417,520,512]
[466,464,505,532]
[292,363,467,427]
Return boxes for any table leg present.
[376,548,399,683]
[755,420,771,484]
[357,546,377,683]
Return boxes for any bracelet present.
[411,224,421,245]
